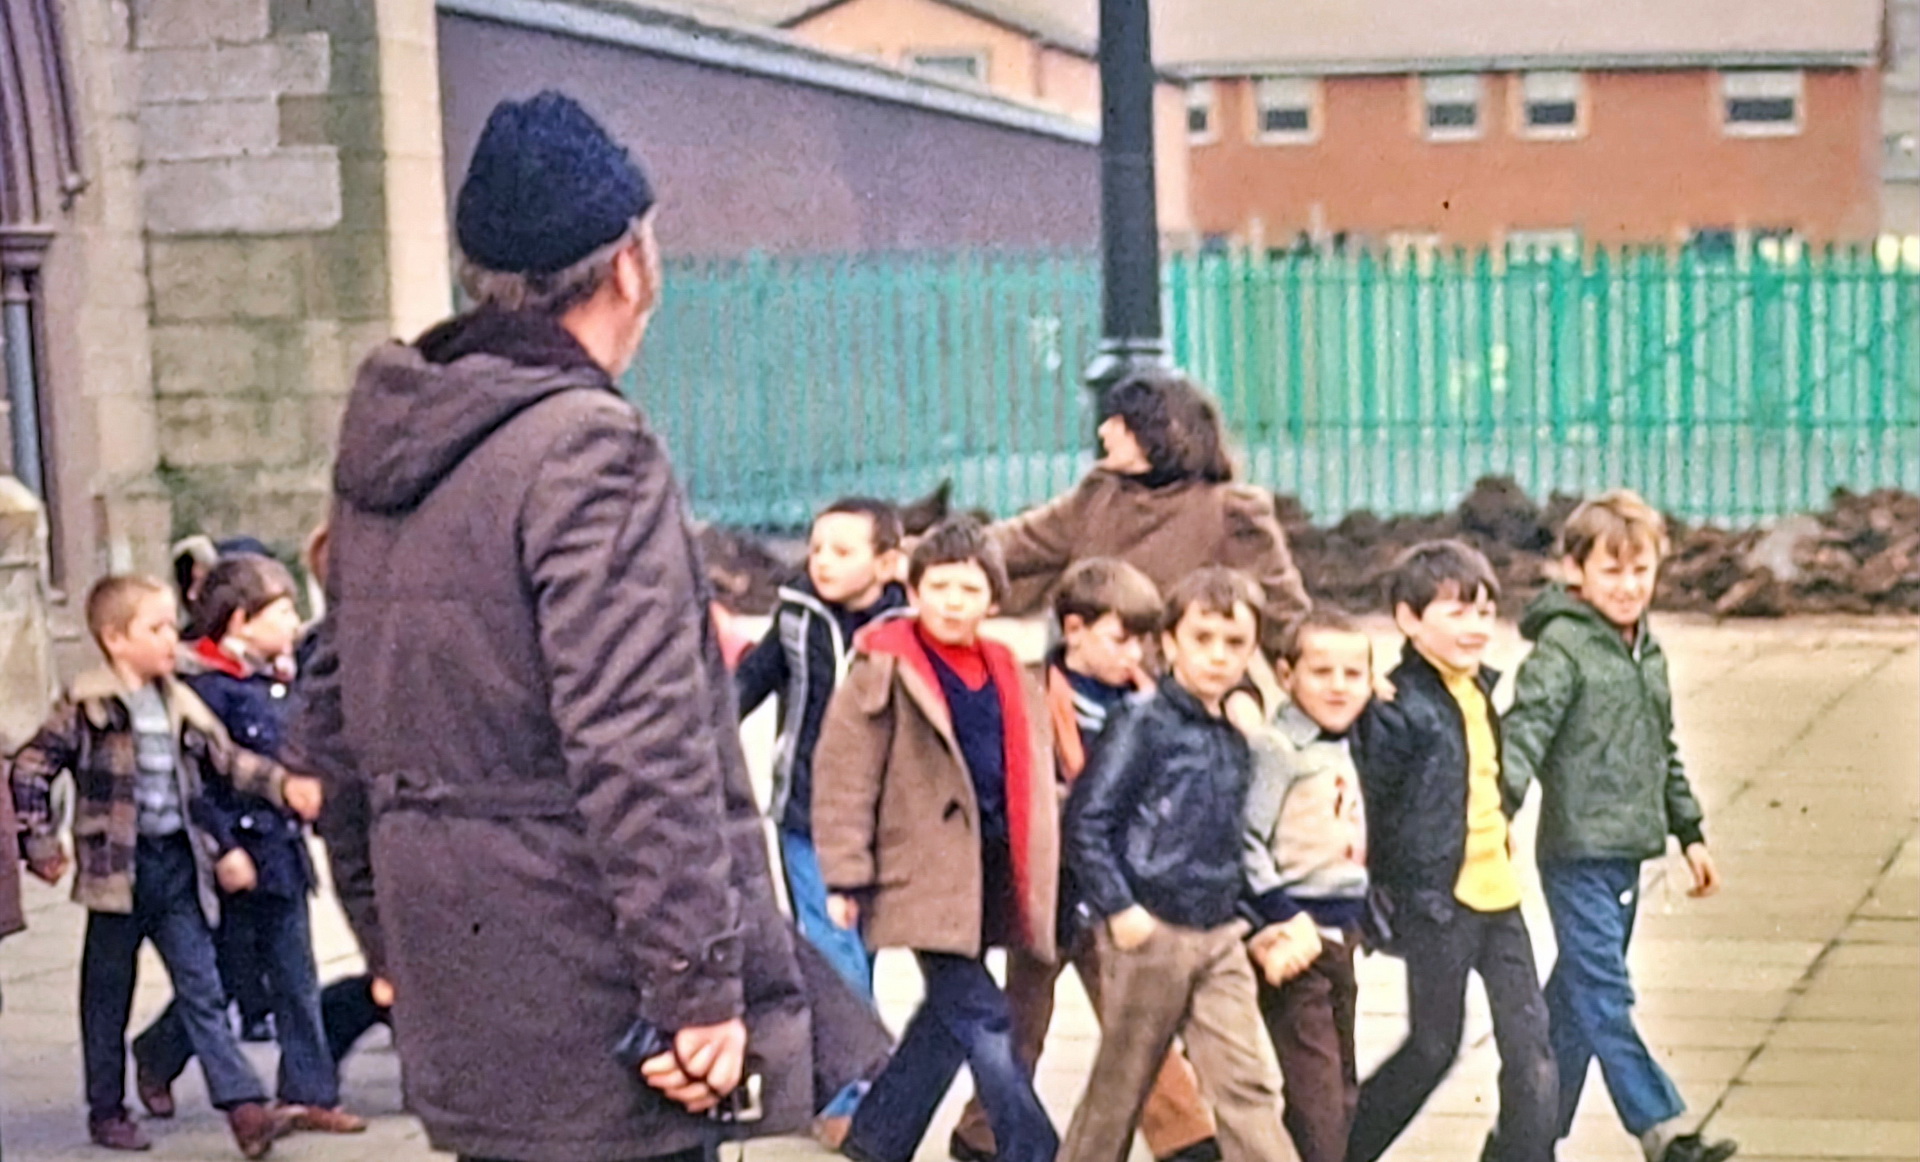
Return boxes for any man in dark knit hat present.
[285,91,811,1162]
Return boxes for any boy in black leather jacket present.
[1060,567,1293,1162]
[1348,542,1556,1162]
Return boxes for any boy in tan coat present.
[813,517,1060,1162]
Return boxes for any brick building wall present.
[1188,68,1882,248]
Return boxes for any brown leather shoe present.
[134,1065,175,1119]
[279,1103,369,1134]
[88,1114,153,1151]
[227,1102,288,1159]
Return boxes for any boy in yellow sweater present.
[1348,542,1556,1162]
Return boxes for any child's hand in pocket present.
[1108,905,1158,951]
[215,849,258,894]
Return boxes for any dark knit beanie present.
[455,92,656,276]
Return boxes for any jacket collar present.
[68,668,222,737]
[779,577,911,623]
[1277,702,1340,748]
[1156,676,1229,725]
[1521,583,1653,661]
[415,306,609,378]
[1397,640,1499,697]
[185,636,251,679]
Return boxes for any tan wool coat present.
[812,619,1059,963]
[991,470,1312,658]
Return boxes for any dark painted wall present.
[439,13,1102,256]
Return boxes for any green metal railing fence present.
[629,246,1920,528]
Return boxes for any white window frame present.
[1720,70,1803,137]
[907,50,988,83]
[1506,229,1582,261]
[1420,74,1484,141]
[1253,76,1320,144]
[1186,80,1217,143]
[1517,71,1584,140]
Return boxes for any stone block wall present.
[133,0,447,556]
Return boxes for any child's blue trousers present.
[1540,858,1687,1138]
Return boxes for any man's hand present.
[282,775,324,822]
[639,1018,748,1114]
[827,893,860,931]
[27,844,69,885]
[1108,904,1158,952]
[369,977,396,1008]
[215,849,258,894]
[1684,843,1721,898]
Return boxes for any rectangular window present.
[1721,70,1802,136]
[1520,71,1583,138]
[1255,76,1319,143]
[909,52,986,82]
[1187,81,1215,141]
[1506,229,1581,261]
[1421,74,1482,140]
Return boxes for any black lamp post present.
[1084,0,1169,397]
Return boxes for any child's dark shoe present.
[134,1063,175,1119]
[1660,1133,1739,1162]
[88,1113,153,1151]
[1157,1140,1222,1162]
[948,1132,996,1162]
[240,1015,276,1044]
[227,1102,289,1159]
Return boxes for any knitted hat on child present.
[454,91,656,276]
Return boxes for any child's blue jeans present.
[778,827,875,1000]
[1540,859,1686,1137]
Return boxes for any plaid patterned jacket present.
[10,668,287,926]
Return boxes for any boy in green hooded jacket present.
[1503,491,1735,1162]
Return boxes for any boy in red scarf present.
[812,517,1060,1162]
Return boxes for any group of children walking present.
[7,396,1740,1162]
[10,546,384,1157]
[742,484,1742,1162]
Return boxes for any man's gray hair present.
[459,217,648,316]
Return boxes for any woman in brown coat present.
[992,370,1311,661]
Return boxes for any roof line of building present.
[439,0,1102,144]
[1173,49,1878,78]
[781,0,1096,58]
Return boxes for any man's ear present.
[617,217,662,314]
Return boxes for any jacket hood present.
[334,308,614,514]
[1519,584,1618,642]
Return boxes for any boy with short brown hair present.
[952,558,1222,1162]
[12,575,322,1157]
[1242,606,1375,1162]
[1060,566,1294,1162]
[1348,542,1557,1162]
[812,516,1060,1162]
[1504,492,1735,1162]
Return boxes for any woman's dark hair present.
[192,553,297,643]
[1099,370,1234,486]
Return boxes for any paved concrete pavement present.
[2,617,1914,1162]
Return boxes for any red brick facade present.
[1188,67,1882,247]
